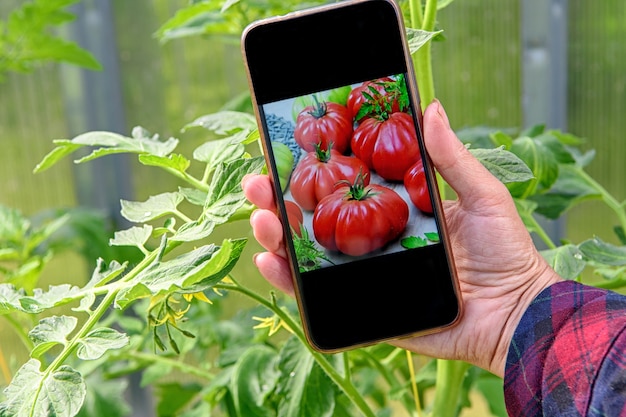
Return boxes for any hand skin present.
[242,99,563,378]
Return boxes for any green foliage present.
[0,0,101,80]
[2,1,626,417]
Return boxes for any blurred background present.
[0,0,624,414]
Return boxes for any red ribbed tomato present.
[351,111,420,182]
[294,97,353,154]
[290,145,370,211]
[403,158,433,214]
[312,174,409,256]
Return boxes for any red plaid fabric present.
[505,280,626,416]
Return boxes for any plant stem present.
[216,282,377,417]
[124,350,215,381]
[413,0,438,111]
[431,360,471,417]
[580,169,626,234]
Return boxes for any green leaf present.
[579,237,626,266]
[84,258,127,289]
[29,315,78,359]
[179,187,208,206]
[529,164,602,219]
[109,225,153,248]
[204,157,265,221]
[401,236,427,249]
[35,129,179,172]
[76,327,129,360]
[541,244,586,280]
[172,157,265,242]
[192,138,245,166]
[0,359,86,417]
[506,136,559,198]
[19,284,81,314]
[138,153,190,173]
[230,345,279,417]
[115,239,246,309]
[155,382,203,416]
[406,28,443,55]
[275,337,336,417]
[0,284,24,314]
[470,146,534,184]
[0,205,30,241]
[155,3,231,42]
[76,371,130,417]
[120,192,185,223]
[183,111,258,135]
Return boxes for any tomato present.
[404,158,433,214]
[351,111,420,182]
[312,174,409,256]
[284,200,304,236]
[290,145,370,211]
[271,141,295,191]
[347,77,400,123]
[294,97,353,154]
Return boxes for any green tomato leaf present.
[192,137,245,166]
[29,316,78,359]
[470,146,534,184]
[179,187,207,207]
[138,153,190,173]
[0,284,24,314]
[109,225,153,248]
[506,136,559,198]
[76,371,130,417]
[579,237,626,266]
[183,111,257,135]
[120,192,185,223]
[84,258,127,289]
[406,28,443,55]
[115,239,246,309]
[204,157,265,222]
[529,164,602,219]
[35,129,179,172]
[76,327,129,360]
[275,337,336,417]
[230,345,279,417]
[0,359,86,417]
[541,244,586,280]
[19,284,81,314]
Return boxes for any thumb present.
[423,100,508,204]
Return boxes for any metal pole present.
[521,0,568,248]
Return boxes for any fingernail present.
[431,98,450,127]
[252,252,260,266]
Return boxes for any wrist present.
[490,256,563,377]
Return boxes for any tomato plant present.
[290,144,370,211]
[404,157,433,214]
[351,111,421,181]
[312,174,409,256]
[293,96,353,153]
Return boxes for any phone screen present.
[243,0,461,351]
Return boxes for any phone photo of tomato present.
[263,75,438,273]
[242,0,462,352]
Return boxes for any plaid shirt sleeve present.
[504,280,626,416]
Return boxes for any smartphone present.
[241,0,462,352]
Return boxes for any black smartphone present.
[241,0,462,352]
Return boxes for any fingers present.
[423,100,509,206]
[249,208,287,256]
[253,252,296,297]
[242,174,277,211]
